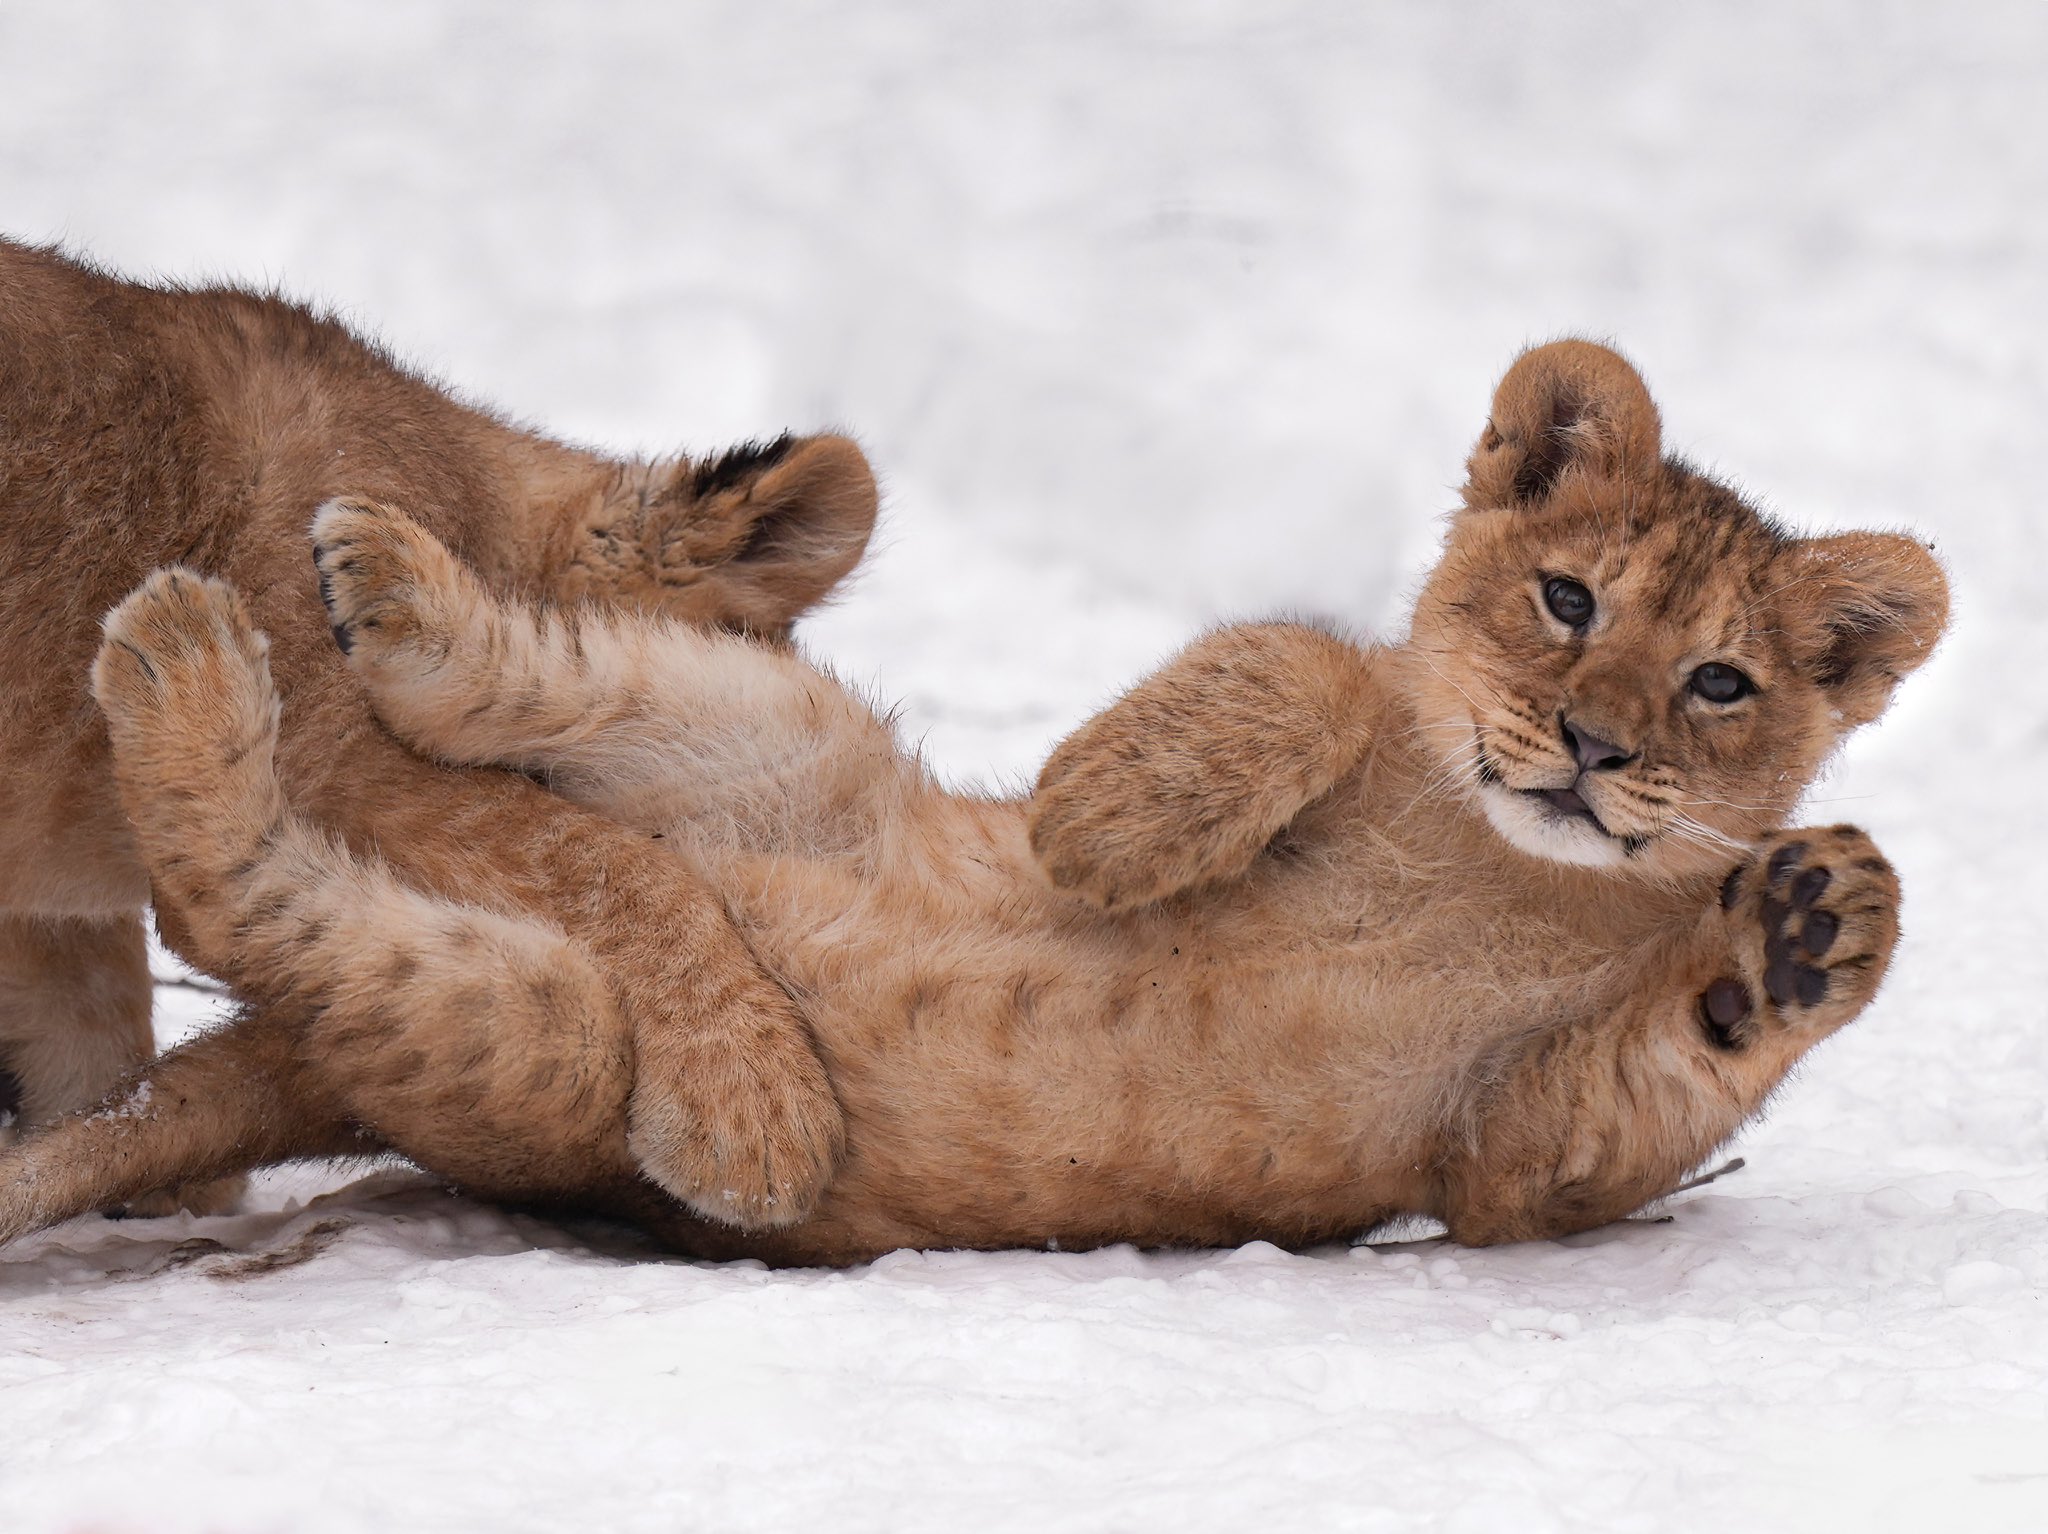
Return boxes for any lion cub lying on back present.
[0,341,1947,1263]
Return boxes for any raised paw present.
[1701,825,1901,1049]
[91,568,279,777]
[1028,775,1182,913]
[311,497,469,675]
[1030,724,1230,913]
[626,1009,845,1232]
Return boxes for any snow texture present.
[3,3,2045,1529]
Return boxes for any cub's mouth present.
[1520,784,1610,834]
[1472,740,1642,868]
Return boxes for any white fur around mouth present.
[1477,781,1629,868]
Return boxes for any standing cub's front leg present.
[1441,826,1902,1244]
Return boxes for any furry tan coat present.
[0,340,1948,1263]
[0,238,876,1228]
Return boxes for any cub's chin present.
[1476,782,1632,871]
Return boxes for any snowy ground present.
[4,3,2047,1530]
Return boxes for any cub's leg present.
[91,571,654,1203]
[1440,826,1901,1244]
[0,1009,365,1250]
[0,911,247,1215]
[1028,624,1377,911]
[313,498,916,861]
[0,912,152,1136]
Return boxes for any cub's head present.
[1406,340,1948,877]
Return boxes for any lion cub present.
[0,341,1947,1262]
[0,238,879,1230]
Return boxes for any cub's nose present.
[1560,718,1635,772]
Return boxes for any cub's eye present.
[1690,663,1755,704]
[1543,576,1595,628]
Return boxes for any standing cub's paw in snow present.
[1,339,1948,1266]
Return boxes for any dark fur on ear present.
[674,432,880,635]
[1782,531,1951,729]
[1463,340,1663,511]
[688,433,801,498]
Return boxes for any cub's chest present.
[1231,811,1680,1018]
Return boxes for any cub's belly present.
[720,856,1427,1256]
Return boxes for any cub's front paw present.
[1031,722,1222,913]
[1028,785,1187,914]
[91,569,278,774]
[1701,826,1901,1049]
[311,497,468,675]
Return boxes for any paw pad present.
[1766,841,1809,885]
[1711,825,1900,1043]
[1759,854,1836,1008]
[1699,977,1755,1050]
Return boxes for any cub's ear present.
[1785,531,1950,730]
[675,432,880,631]
[1462,339,1662,511]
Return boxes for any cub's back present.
[0,240,539,905]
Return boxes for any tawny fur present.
[0,238,880,1228]
[0,340,1948,1264]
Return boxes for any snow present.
[3,3,2046,1529]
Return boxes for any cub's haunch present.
[1,339,1946,1263]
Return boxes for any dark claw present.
[1801,909,1838,958]
[1791,866,1831,909]
[1720,864,1747,911]
[1767,842,1808,887]
[118,641,159,686]
[329,623,354,655]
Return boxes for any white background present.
[2,4,2044,1530]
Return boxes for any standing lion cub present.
[0,341,1947,1263]
[0,237,875,1228]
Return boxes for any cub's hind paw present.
[311,497,467,673]
[92,569,278,771]
[627,1012,845,1232]
[1701,826,1901,1049]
